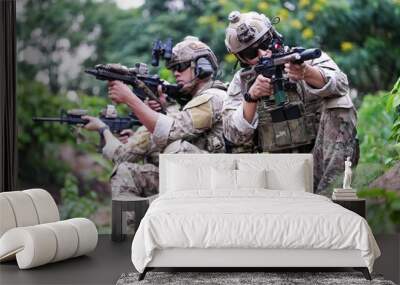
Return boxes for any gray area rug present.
[116,271,396,285]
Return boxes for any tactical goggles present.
[238,33,273,60]
[169,61,191,72]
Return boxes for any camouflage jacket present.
[102,103,179,165]
[152,80,227,153]
[223,51,354,146]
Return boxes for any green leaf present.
[390,78,400,95]
[391,199,400,211]
[357,188,386,198]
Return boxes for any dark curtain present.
[0,0,17,192]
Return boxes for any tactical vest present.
[241,72,322,153]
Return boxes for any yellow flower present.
[197,15,217,26]
[198,16,209,25]
[243,0,252,8]
[305,12,315,21]
[277,8,289,21]
[341,42,354,52]
[302,28,314,39]
[224,53,237,64]
[210,15,218,25]
[257,2,269,13]
[290,19,303,30]
[312,3,323,12]
[299,0,310,8]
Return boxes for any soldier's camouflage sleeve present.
[152,88,225,149]
[300,51,349,99]
[102,126,155,164]
[222,70,258,145]
[102,101,181,164]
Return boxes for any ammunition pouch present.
[205,135,224,153]
[257,101,318,152]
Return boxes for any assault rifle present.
[241,47,322,106]
[33,109,141,133]
[85,63,187,111]
[33,109,142,150]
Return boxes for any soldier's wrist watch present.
[243,92,258,103]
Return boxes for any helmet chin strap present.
[180,76,198,86]
[179,68,199,95]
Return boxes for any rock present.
[369,162,400,191]
[58,144,111,197]
[59,144,103,176]
[90,206,111,227]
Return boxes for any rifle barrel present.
[274,53,302,65]
[298,48,321,62]
[33,117,88,124]
[33,117,65,122]
[84,68,97,76]
[85,68,165,109]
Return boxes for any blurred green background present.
[16,0,400,233]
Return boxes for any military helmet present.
[225,11,273,54]
[166,36,218,71]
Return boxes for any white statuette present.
[343,156,352,189]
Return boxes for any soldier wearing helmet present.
[166,36,219,96]
[82,64,179,201]
[94,36,227,200]
[223,11,359,195]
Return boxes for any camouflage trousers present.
[313,108,359,195]
[110,139,207,199]
[110,163,159,199]
[110,139,207,233]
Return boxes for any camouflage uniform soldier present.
[223,11,358,194]
[102,100,180,199]
[103,126,158,199]
[83,94,179,199]
[104,36,226,197]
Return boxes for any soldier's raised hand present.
[284,62,308,81]
[146,99,163,112]
[82,116,106,131]
[145,87,167,112]
[248,74,274,99]
[108,80,134,104]
[118,129,135,144]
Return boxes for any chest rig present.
[241,71,321,153]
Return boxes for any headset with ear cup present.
[194,57,215,79]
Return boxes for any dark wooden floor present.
[1,234,399,285]
[374,233,400,284]
[0,235,134,285]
